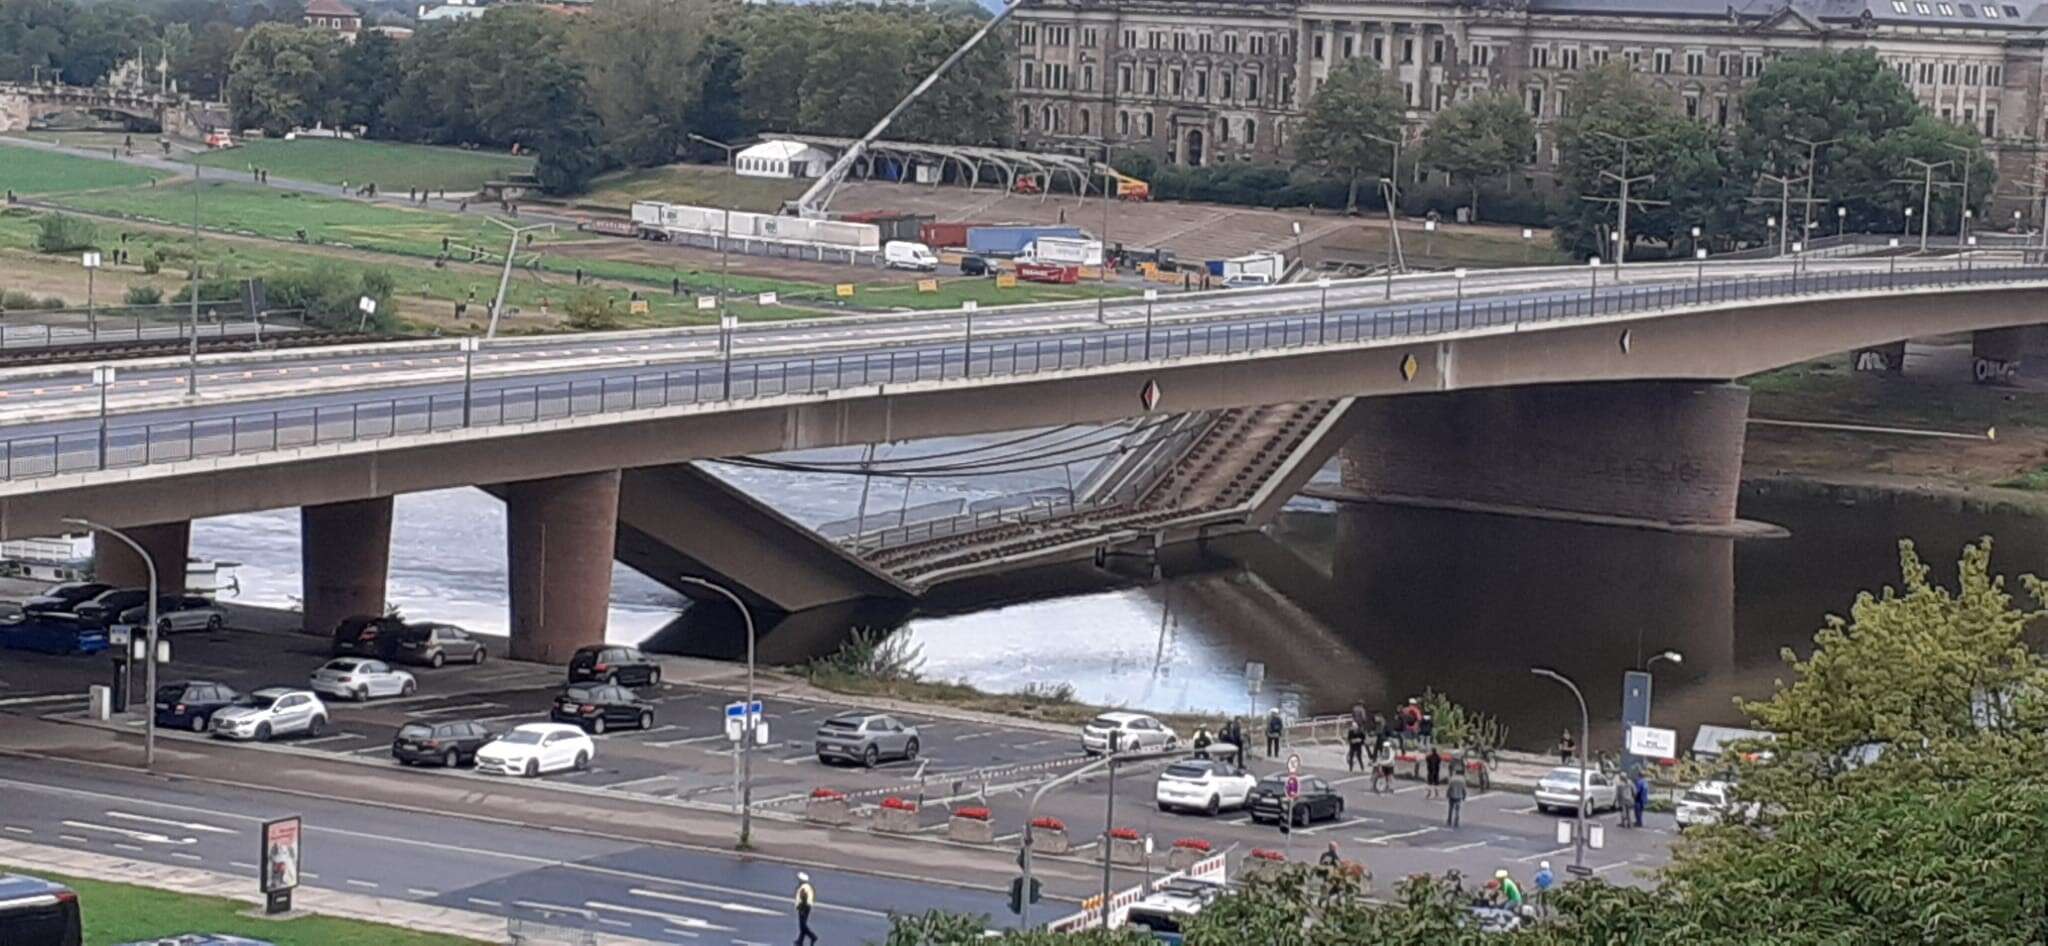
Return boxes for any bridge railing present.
[6,256,2048,482]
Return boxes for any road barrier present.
[1046,851,1227,931]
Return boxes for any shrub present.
[1012,681,1075,703]
[33,214,97,254]
[141,257,160,275]
[36,295,63,309]
[804,627,924,684]
[124,286,163,305]
[952,806,992,821]
[562,290,622,331]
[0,290,35,310]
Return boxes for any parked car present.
[0,873,81,946]
[1154,759,1259,815]
[71,588,148,628]
[1082,711,1179,755]
[883,240,939,272]
[814,712,920,767]
[550,684,654,735]
[958,254,992,277]
[392,719,497,767]
[1534,767,1621,815]
[0,622,108,656]
[1223,273,1274,289]
[153,681,240,733]
[567,645,661,687]
[210,688,328,742]
[474,722,593,777]
[19,581,110,617]
[1123,877,1226,945]
[1247,774,1344,826]
[117,595,224,634]
[1675,779,1760,829]
[392,623,487,668]
[309,658,417,702]
[330,614,406,659]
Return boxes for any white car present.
[1082,712,1179,755]
[1533,766,1621,815]
[1675,779,1760,828]
[210,688,329,742]
[309,658,417,702]
[1154,759,1258,815]
[474,722,594,778]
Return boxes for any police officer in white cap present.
[794,871,818,945]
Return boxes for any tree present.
[561,290,621,331]
[333,29,399,134]
[1737,50,1921,237]
[684,32,746,159]
[1873,113,1995,243]
[33,213,97,253]
[1292,58,1405,213]
[570,0,714,168]
[225,23,339,135]
[1418,91,1535,222]
[1551,61,1738,259]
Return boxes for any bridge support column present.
[301,497,392,637]
[1970,327,2039,385]
[504,470,620,664]
[1339,380,1750,530]
[1853,341,1907,374]
[91,520,188,596]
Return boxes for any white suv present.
[1083,712,1179,755]
[210,688,329,742]
[475,723,595,778]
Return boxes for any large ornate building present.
[1010,0,2048,198]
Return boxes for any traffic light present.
[1006,876,1042,914]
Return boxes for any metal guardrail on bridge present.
[5,257,2047,482]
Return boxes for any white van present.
[884,241,939,272]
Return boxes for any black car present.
[550,683,655,734]
[392,719,497,767]
[72,588,147,628]
[1247,774,1344,827]
[331,614,406,659]
[154,681,240,733]
[959,254,991,276]
[19,582,111,617]
[0,873,82,946]
[567,645,661,687]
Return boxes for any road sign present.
[720,314,738,333]
[995,274,1018,289]
[1286,753,1301,775]
[758,291,779,306]
[917,279,939,293]
[1139,379,1161,412]
[81,251,101,269]
[357,296,376,315]
[1284,775,1300,799]
[696,295,717,311]
[962,300,978,312]
[1143,288,1158,301]
[725,700,763,720]
[629,299,649,315]
[836,283,856,297]
[1625,725,1679,759]
[108,626,130,647]
[92,366,116,386]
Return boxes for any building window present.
[1474,45,1492,66]
[1988,64,2002,85]
[1246,72,1260,102]
[1198,33,1212,53]
[1919,62,1934,83]
[1145,67,1158,95]
[1684,92,1700,119]
[1246,119,1257,145]
[1173,33,1187,52]
[1219,119,1230,143]
[1623,49,1642,69]
[1142,112,1154,137]
[1892,0,1909,10]
[1080,65,1093,91]
[1592,48,1609,66]
[1744,54,1762,77]
[1685,52,1703,75]
[1432,38,1446,63]
[1529,46,1549,68]
[1942,63,1958,84]
[1078,108,1090,134]
[1403,38,1415,64]
[1118,111,1129,135]
[1343,35,1356,59]
[1914,1,1931,12]
[1405,82,1415,106]
[1373,36,1385,62]
[1122,28,1137,48]
[1021,64,1036,89]
[1169,68,1182,96]
[1082,28,1098,48]
[1526,86,1544,116]
[1281,75,1294,106]
[1195,70,1208,98]
[1562,47,1579,70]
[1313,34,1325,60]
[1985,107,1998,135]
[1120,65,1133,94]
[1982,2,2001,15]
[1041,105,1055,129]
[1019,24,1037,46]
[1046,26,1069,47]
[1221,72,1234,99]
[1716,95,1730,126]
[1224,33,1239,54]
[1965,64,1979,85]
[1653,50,1672,73]
[1937,1,1954,12]
[1148,30,1164,50]
[1251,34,1266,56]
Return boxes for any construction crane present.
[787,0,1030,219]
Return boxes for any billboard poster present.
[260,816,301,913]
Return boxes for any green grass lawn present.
[0,143,163,195]
[1,865,485,946]
[191,139,534,194]
[575,162,808,214]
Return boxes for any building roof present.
[303,0,361,16]
[738,139,832,160]
[1526,0,2048,28]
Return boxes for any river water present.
[190,459,2048,755]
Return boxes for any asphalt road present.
[0,753,1019,945]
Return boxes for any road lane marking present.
[58,835,88,844]
[663,930,702,940]
[408,888,439,898]
[628,887,783,917]
[346,879,380,889]
[1360,827,1439,845]
[1,826,32,835]
[514,900,591,918]
[405,702,505,718]
[0,693,92,707]
[113,842,144,852]
[1440,841,1487,852]
[1519,846,1574,863]
[169,851,203,862]
[295,732,364,745]
[586,900,734,933]
[646,733,727,748]
[467,898,502,908]
[951,731,997,741]
[106,811,238,834]
[597,918,633,928]
[599,774,674,791]
[61,820,194,845]
[232,861,257,871]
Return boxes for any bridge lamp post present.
[1889,238,1901,276]
[1904,206,1914,242]
[93,365,116,468]
[1588,256,1601,310]
[1020,754,1112,927]
[1963,207,1974,245]
[961,300,977,378]
[458,336,480,427]
[1643,650,1683,730]
[1531,667,1591,875]
[677,575,758,850]
[1142,288,1157,359]
[65,517,159,771]
[1452,268,1467,325]
[1316,277,1331,344]
[186,162,202,397]
[1766,215,1777,256]
[1838,206,1848,239]
[1689,225,1701,259]
[720,313,737,400]
[1791,241,1804,281]
[81,251,101,336]
[1694,248,1707,296]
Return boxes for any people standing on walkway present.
[1533,861,1555,916]
[1557,729,1576,764]
[1350,700,1370,735]
[794,872,818,946]
[1494,869,1523,910]
[1344,719,1366,772]
[1425,746,1444,798]
[1397,698,1422,750]
[1374,746,1396,794]
[1633,771,1650,829]
[1617,770,1638,828]
[1219,718,1243,766]
[1418,707,1435,748]
[1265,709,1283,757]
[1445,771,1467,828]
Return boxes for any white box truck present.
[1027,236,1104,266]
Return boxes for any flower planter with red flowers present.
[948,806,995,844]
[1027,817,1070,855]
[804,788,852,826]
[1107,828,1146,866]
[871,796,919,834]
[1167,837,1212,871]
[1244,847,1288,879]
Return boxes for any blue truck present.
[965,225,1086,258]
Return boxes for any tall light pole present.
[1060,135,1116,324]
[1900,159,1952,253]
[1752,175,1810,257]
[484,219,556,339]
[82,250,101,335]
[1788,134,1839,242]
[1943,142,1976,243]
[1644,650,1683,727]
[1531,667,1590,874]
[67,517,159,769]
[1588,131,1662,267]
[676,575,757,849]
[186,163,201,396]
[686,132,743,170]
[459,336,480,427]
[1365,130,1406,280]
[1316,276,1331,343]
[93,365,116,468]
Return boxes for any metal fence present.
[0,302,307,349]
[9,258,2048,483]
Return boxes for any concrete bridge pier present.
[91,520,189,596]
[1338,380,1751,532]
[503,470,620,664]
[1852,341,1907,374]
[300,497,393,637]
[1970,326,2045,385]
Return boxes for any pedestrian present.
[1344,719,1366,772]
[1616,770,1637,828]
[1397,698,1422,750]
[1533,860,1555,917]
[1633,771,1650,829]
[1557,729,1576,764]
[793,871,818,946]
[1224,718,1245,766]
[1494,869,1523,910]
[1425,746,1444,798]
[1418,708,1435,748]
[1192,723,1213,760]
[1374,746,1396,794]
[1318,840,1341,869]
[1350,700,1369,735]
[1445,771,1467,828]
[1264,709,1282,757]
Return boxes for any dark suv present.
[154,681,240,733]
[392,623,487,668]
[392,719,497,767]
[331,615,406,659]
[567,645,661,687]
[0,874,81,946]
[19,582,110,617]
[72,588,147,628]
[551,684,655,734]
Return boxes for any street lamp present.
[1142,288,1157,358]
[961,300,977,378]
[1531,667,1591,873]
[1452,267,1467,324]
[1315,277,1331,343]
[1689,225,1701,259]
[1522,227,1534,264]
[720,313,738,400]
[1588,256,1601,309]
[677,575,758,850]
[187,162,201,396]
[1694,247,1708,295]
[1837,205,1848,239]
[1644,649,1682,729]
[81,250,101,336]
[1904,205,1914,241]
[458,336,481,427]
[93,365,116,468]
[65,517,160,769]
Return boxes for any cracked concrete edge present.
[0,838,665,946]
